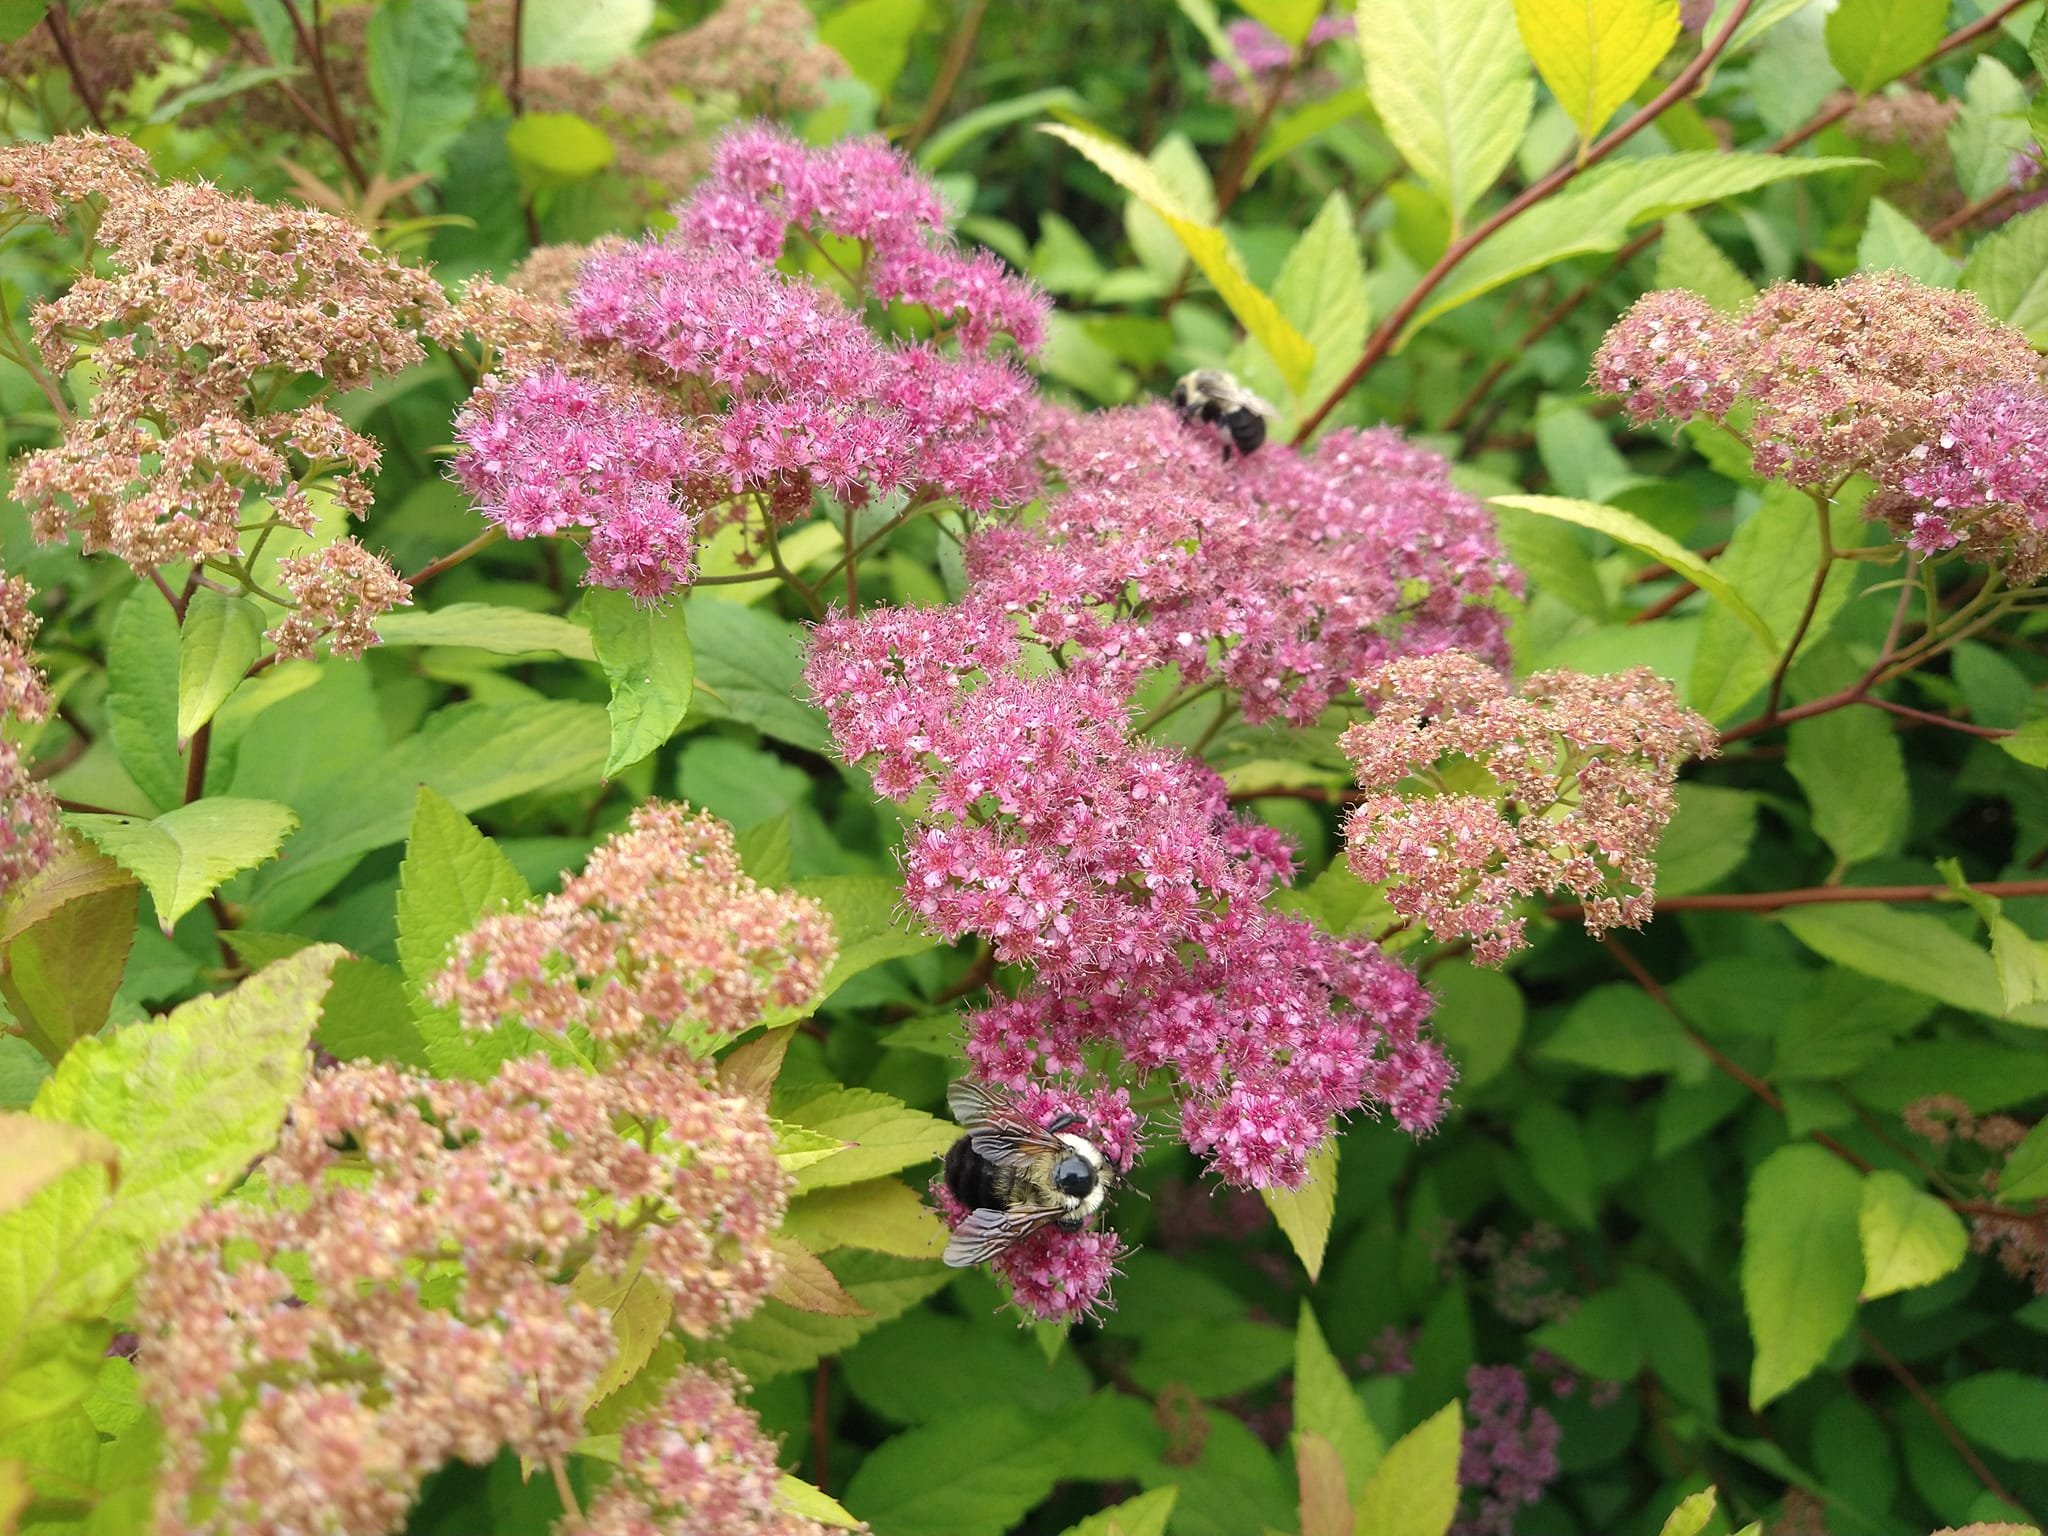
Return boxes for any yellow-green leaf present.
[783,1177,950,1259]
[1659,1489,1718,1536]
[1490,494,1778,649]
[769,1237,871,1317]
[1296,1431,1353,1536]
[572,1266,672,1404]
[1352,1401,1462,1536]
[779,1474,862,1530]
[1057,1487,1180,1536]
[176,589,264,743]
[1858,1169,1968,1300]
[779,1086,956,1194]
[1261,1140,1337,1280]
[1038,123,1314,394]
[1513,0,1680,144]
[69,799,300,933]
[0,1118,118,1218]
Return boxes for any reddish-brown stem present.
[901,0,989,154]
[42,8,108,130]
[199,0,350,153]
[1213,54,1301,214]
[278,0,372,192]
[1293,0,1756,442]
[1860,694,2013,739]
[183,722,212,805]
[1928,181,2024,240]
[1552,879,2048,919]
[1762,493,1835,719]
[401,526,504,587]
[1860,1328,2025,1510]
[147,567,187,620]
[1628,580,1701,626]
[1445,270,1603,436]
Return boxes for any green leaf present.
[1999,717,2048,768]
[1621,1264,1717,1411]
[1357,0,1533,231]
[585,590,693,779]
[1950,57,2033,199]
[1239,0,1322,45]
[716,1252,952,1379]
[1418,154,1865,335]
[1513,0,1679,143]
[1962,204,2048,345]
[1295,1304,1385,1499]
[783,1178,949,1260]
[1858,1169,1968,1300]
[505,112,616,190]
[683,598,831,753]
[1262,1140,1337,1281]
[1741,1144,1863,1407]
[1824,0,1945,90]
[819,0,926,98]
[105,584,184,812]
[1857,195,1959,286]
[1656,212,1756,312]
[1128,1313,1292,1397]
[1779,905,2048,1027]
[1038,124,1315,394]
[1688,484,1865,721]
[794,874,939,1002]
[1939,1372,2048,1462]
[70,799,299,932]
[2000,1119,2048,1202]
[1491,494,1777,648]
[520,0,652,69]
[145,62,305,124]
[0,0,50,46]
[1531,1288,1645,1381]
[779,1475,862,1531]
[1426,962,1524,1088]
[1249,86,1379,180]
[779,1086,956,1193]
[1539,982,1694,1078]
[917,87,1088,171]
[3,948,339,1356]
[316,957,429,1070]
[1259,192,1370,414]
[1786,704,1908,870]
[1351,1401,1461,1536]
[1058,1487,1180,1536]
[842,1312,1093,1425]
[0,1117,117,1218]
[1659,1490,1718,1536]
[1655,784,1760,896]
[366,0,477,175]
[572,1266,672,1405]
[0,843,138,1067]
[373,602,596,659]
[1772,969,1933,1081]
[1514,1102,1595,1227]
[840,1403,1072,1536]
[175,590,264,743]
[775,1120,853,1174]
[394,786,535,1075]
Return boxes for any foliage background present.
[1,1,2046,1535]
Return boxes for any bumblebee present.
[940,1078,1114,1267]
[1171,368,1277,460]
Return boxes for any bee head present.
[1053,1153,1098,1198]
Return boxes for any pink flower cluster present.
[1454,1366,1561,1536]
[1342,652,1716,965]
[809,600,1456,1203]
[1206,13,1356,105]
[430,802,837,1049]
[966,406,1517,726]
[0,572,58,893]
[582,1368,837,1536]
[1873,382,2048,584]
[452,125,1045,600]
[1594,275,2048,581]
[137,1049,789,1536]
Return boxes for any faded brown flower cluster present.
[0,135,448,656]
[136,805,845,1536]
[0,0,181,109]
[1342,651,1717,965]
[1906,1094,2046,1292]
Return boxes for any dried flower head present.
[138,1047,789,1536]
[1841,87,1958,153]
[1595,276,2043,489]
[432,801,837,1048]
[1342,652,1717,964]
[1,572,58,893]
[2,138,449,634]
[268,538,412,660]
[582,1366,841,1536]
[0,1,181,109]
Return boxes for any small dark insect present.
[1171,368,1278,460]
[940,1078,1114,1267]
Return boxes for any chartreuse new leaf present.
[1261,1140,1337,1280]
[585,588,694,778]
[1352,1401,1461,1536]
[1295,1303,1385,1500]
[0,947,341,1387]
[1038,124,1314,394]
[1513,0,1680,144]
[1858,1170,1967,1299]
[1357,0,1533,232]
[1057,1487,1179,1536]
[0,840,139,1067]
[1490,495,1778,648]
[1824,0,1945,92]
[69,798,300,932]
[1742,1145,1863,1407]
[1659,1489,1719,1536]
[176,588,264,742]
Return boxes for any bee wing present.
[946,1079,1071,1170]
[1243,389,1280,419]
[942,1204,1062,1267]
